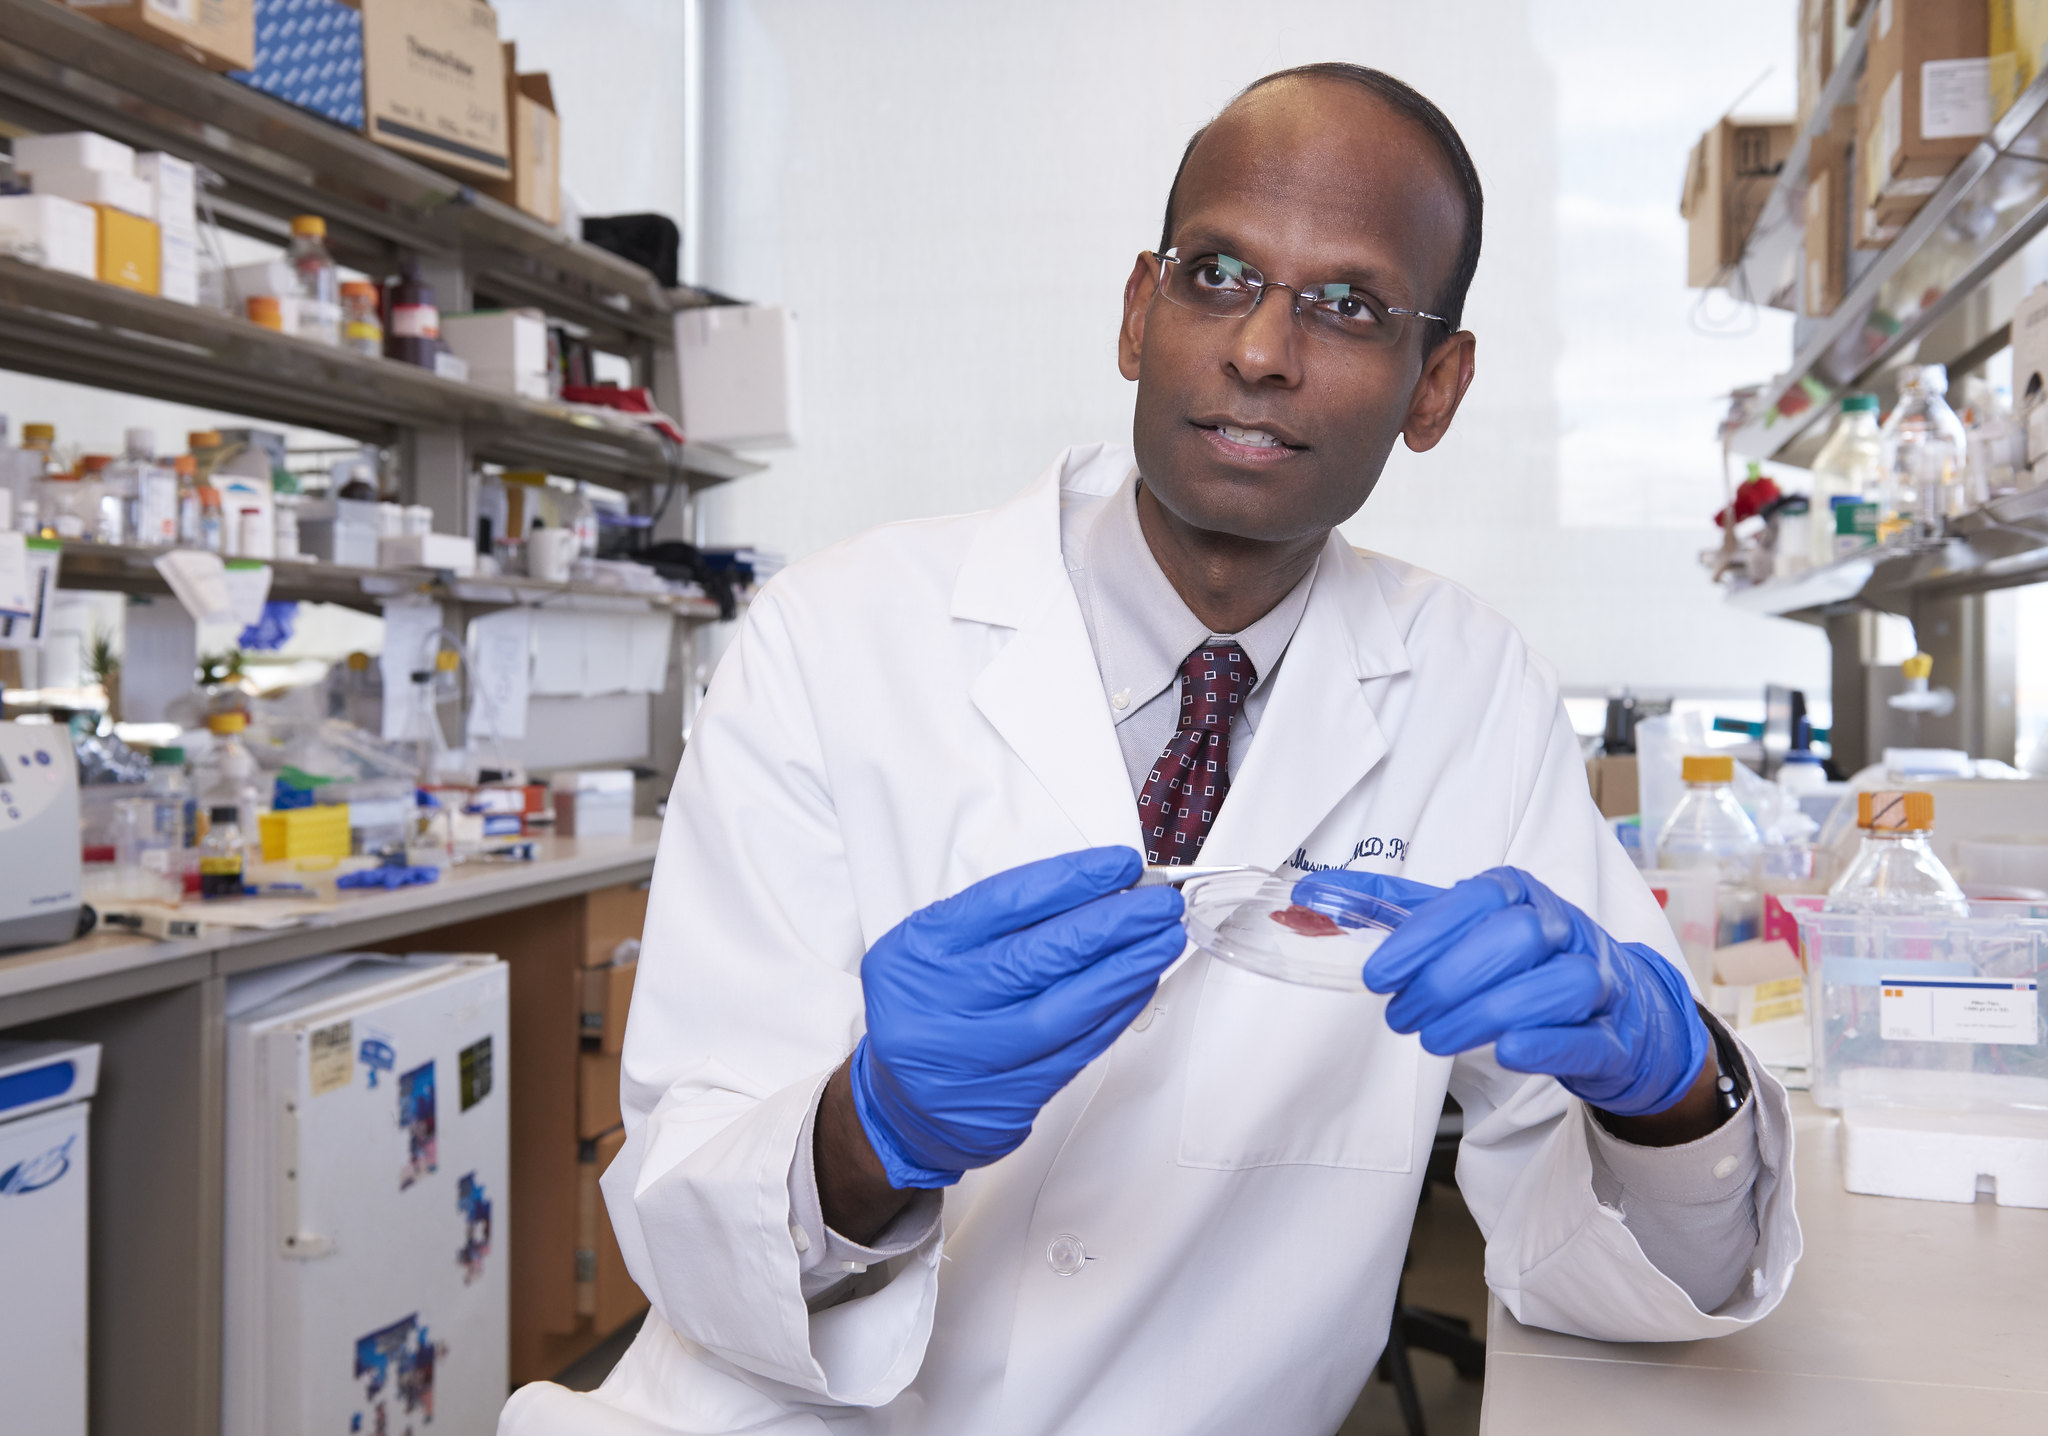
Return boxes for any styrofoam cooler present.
[0,1039,102,1436]
[223,953,508,1436]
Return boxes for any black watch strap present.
[1698,1004,1751,1117]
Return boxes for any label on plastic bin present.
[1879,975,2039,1045]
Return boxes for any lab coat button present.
[1045,1233,1087,1276]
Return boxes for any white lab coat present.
[502,444,1800,1436]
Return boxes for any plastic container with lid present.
[1879,365,1967,540]
[198,805,247,898]
[1180,867,1406,990]
[1656,754,1762,945]
[39,455,92,540]
[287,215,340,346]
[341,279,382,358]
[1809,394,1883,568]
[1825,790,1969,917]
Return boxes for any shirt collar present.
[1074,473,1317,717]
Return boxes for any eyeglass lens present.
[1156,250,1411,347]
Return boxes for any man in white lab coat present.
[503,63,1799,1436]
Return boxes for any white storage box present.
[440,309,548,391]
[160,229,199,306]
[675,303,800,448]
[1797,910,2048,1206]
[30,166,154,221]
[552,769,632,837]
[0,1039,102,1436]
[379,532,478,576]
[10,131,135,180]
[0,194,97,279]
[135,151,197,235]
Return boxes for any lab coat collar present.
[952,445,1413,858]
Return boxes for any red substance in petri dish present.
[1269,904,1345,938]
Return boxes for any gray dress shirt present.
[790,471,1761,1315]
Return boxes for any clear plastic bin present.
[1796,910,2048,1113]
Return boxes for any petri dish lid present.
[1181,868,1406,990]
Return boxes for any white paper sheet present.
[0,539,59,649]
[380,599,445,741]
[221,560,273,628]
[581,615,632,698]
[529,609,585,696]
[153,548,234,625]
[0,531,30,618]
[466,608,533,742]
[627,612,675,694]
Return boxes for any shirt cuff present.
[1585,1088,1760,1206]
[788,1077,943,1292]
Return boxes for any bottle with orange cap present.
[1657,753,1763,946]
[287,214,341,346]
[1823,790,1969,918]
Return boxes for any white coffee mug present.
[529,527,578,583]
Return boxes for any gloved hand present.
[1295,867,1709,1117]
[849,846,1187,1188]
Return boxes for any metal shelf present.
[1725,1,1875,312]
[0,258,761,490]
[1723,483,2048,623]
[1728,62,2048,463]
[53,542,729,621]
[0,0,715,346]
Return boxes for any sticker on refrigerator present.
[398,1060,438,1190]
[0,1133,75,1196]
[309,1020,353,1096]
[456,1172,492,1283]
[459,1035,493,1111]
[359,1033,396,1089]
[1880,976,2040,1045]
[351,1313,444,1431]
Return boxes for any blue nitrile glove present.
[1296,867,1709,1117]
[848,847,1187,1189]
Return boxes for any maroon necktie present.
[1137,641,1255,865]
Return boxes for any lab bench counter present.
[0,820,664,1028]
[1480,1093,2048,1434]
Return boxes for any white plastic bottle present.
[1808,394,1882,568]
[110,428,180,548]
[1879,365,1967,540]
[1824,790,1969,917]
[287,215,341,347]
[194,710,263,863]
[1657,754,1763,946]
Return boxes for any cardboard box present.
[1858,0,1991,221]
[0,195,97,280]
[441,307,549,385]
[30,166,154,220]
[1584,755,1640,820]
[578,959,636,1055]
[1798,0,1837,132]
[1805,105,1857,314]
[577,1126,647,1333]
[675,305,802,447]
[94,205,159,294]
[160,229,199,305]
[1990,0,2048,119]
[1680,118,1797,287]
[229,0,365,130]
[359,0,509,181]
[134,152,196,235]
[481,43,560,224]
[67,0,255,72]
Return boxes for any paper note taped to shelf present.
[0,532,30,619]
[466,608,531,742]
[222,560,272,627]
[1880,975,2039,1044]
[380,599,446,741]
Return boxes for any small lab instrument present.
[0,722,83,950]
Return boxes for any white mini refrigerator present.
[224,953,509,1436]
[0,1039,101,1436]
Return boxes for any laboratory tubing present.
[287,215,341,346]
[1824,790,1969,918]
[1655,754,1762,946]
[1878,365,1966,541]
[1808,395,1881,569]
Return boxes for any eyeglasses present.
[1148,248,1447,348]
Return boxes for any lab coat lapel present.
[1200,537,1412,869]
[953,446,1142,851]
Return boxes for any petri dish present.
[1180,868,1407,990]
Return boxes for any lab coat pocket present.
[1178,959,1420,1173]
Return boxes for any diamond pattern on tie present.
[1137,641,1254,864]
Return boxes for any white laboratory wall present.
[673,0,1829,705]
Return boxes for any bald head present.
[1160,65,1483,332]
